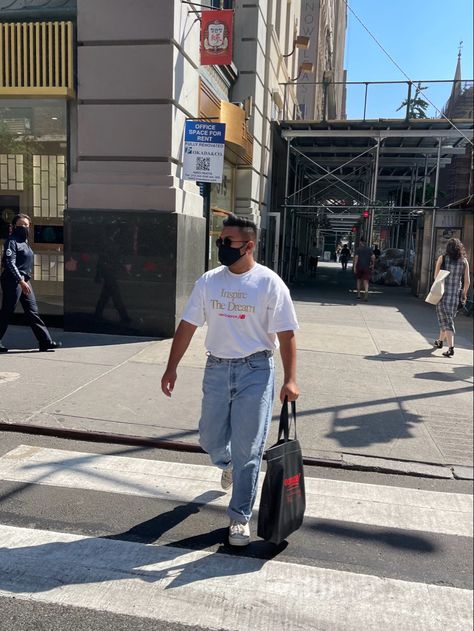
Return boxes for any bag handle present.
[278,396,297,442]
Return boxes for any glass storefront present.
[209,160,235,269]
[0,99,67,315]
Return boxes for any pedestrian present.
[308,241,319,276]
[0,214,61,353]
[340,244,351,271]
[161,214,299,547]
[373,244,381,258]
[353,237,375,300]
[433,238,470,358]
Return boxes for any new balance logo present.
[283,473,301,488]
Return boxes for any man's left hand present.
[280,380,300,403]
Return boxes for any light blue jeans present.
[199,350,275,524]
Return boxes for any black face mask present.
[13,226,29,241]
[218,243,245,267]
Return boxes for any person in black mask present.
[161,214,299,547]
[0,213,61,353]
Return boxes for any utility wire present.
[344,0,474,146]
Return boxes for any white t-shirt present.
[182,263,299,359]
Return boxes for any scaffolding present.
[274,113,473,285]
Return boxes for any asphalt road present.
[0,431,472,631]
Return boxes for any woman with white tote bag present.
[429,238,470,358]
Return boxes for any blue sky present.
[344,0,474,119]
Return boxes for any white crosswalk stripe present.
[0,445,472,631]
[0,445,472,536]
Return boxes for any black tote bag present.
[257,399,306,545]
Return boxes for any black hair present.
[222,214,257,240]
[12,213,31,226]
[446,238,465,261]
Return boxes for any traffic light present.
[362,210,369,219]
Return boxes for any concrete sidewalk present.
[1,262,472,477]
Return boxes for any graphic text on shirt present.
[210,287,256,315]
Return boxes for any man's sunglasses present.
[216,237,249,248]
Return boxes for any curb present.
[1,422,472,480]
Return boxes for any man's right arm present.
[161,320,198,397]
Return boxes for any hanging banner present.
[200,9,233,66]
[183,120,226,184]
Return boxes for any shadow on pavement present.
[0,488,288,594]
[311,521,436,553]
[324,408,423,449]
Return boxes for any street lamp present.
[283,35,310,58]
[290,62,314,82]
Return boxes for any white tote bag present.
[425,269,450,305]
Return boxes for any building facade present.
[0,0,304,337]
[297,0,347,120]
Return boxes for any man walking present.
[353,237,375,301]
[161,214,299,547]
[0,214,61,353]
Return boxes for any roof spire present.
[455,42,463,83]
[446,44,462,117]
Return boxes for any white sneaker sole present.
[228,535,250,547]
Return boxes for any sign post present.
[183,120,226,184]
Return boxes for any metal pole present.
[421,154,429,205]
[281,139,291,277]
[428,138,443,283]
[405,81,412,121]
[403,211,411,285]
[369,139,380,244]
[413,165,419,204]
[395,210,401,248]
[432,138,442,208]
[363,83,368,121]
[295,214,301,278]
[287,155,301,283]
[408,167,415,207]
[322,82,328,122]
[288,210,296,283]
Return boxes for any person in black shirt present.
[353,238,375,301]
[340,244,351,271]
[0,214,61,353]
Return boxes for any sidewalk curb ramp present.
[2,422,472,480]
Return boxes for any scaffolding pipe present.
[428,138,443,284]
[413,165,419,205]
[288,210,296,283]
[408,167,415,206]
[295,213,301,279]
[282,139,291,277]
[421,154,429,205]
[369,140,380,244]
[395,209,402,248]
[287,158,302,282]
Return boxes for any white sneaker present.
[221,467,233,491]
[228,520,250,547]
